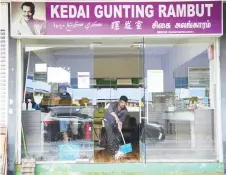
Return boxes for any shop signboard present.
[10,1,223,37]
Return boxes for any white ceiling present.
[49,46,174,57]
[26,37,214,58]
[24,36,214,48]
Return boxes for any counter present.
[161,109,214,148]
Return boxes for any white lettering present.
[131,5,135,18]
[123,5,130,18]
[114,5,122,18]
[159,5,167,17]
[145,5,154,18]
[158,3,213,18]
[136,5,144,18]
[205,4,213,16]
[176,4,186,17]
[196,4,204,17]
[187,4,195,17]
[61,5,68,18]
[77,5,86,18]
[51,5,60,18]
[68,5,76,18]
[167,5,176,17]
[51,3,214,19]
[95,5,103,18]
[104,5,113,18]
[86,5,90,18]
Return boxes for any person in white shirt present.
[15,2,46,35]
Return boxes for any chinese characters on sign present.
[111,20,143,30]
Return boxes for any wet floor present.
[94,142,140,163]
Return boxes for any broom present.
[119,130,132,154]
[21,122,29,158]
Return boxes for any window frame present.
[15,37,223,164]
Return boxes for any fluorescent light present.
[132,42,145,47]
[25,47,52,52]
[90,42,103,48]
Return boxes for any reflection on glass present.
[22,47,95,162]
[144,43,216,161]
[93,43,144,163]
[47,67,71,84]
[21,40,216,163]
[22,42,144,163]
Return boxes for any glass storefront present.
[144,38,216,161]
[19,37,218,163]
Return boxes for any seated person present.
[58,84,72,142]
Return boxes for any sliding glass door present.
[143,37,217,161]
[22,37,146,163]
[92,37,145,163]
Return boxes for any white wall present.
[144,48,163,74]
[34,50,56,66]
[174,51,209,77]
[143,45,209,92]
[220,3,226,142]
[27,50,56,76]
[221,5,226,169]
[162,45,210,91]
[167,44,210,71]
[7,37,17,172]
[221,37,226,141]
[56,54,94,78]
[161,55,172,92]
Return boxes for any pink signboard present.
[11,1,223,36]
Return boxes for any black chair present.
[122,115,139,143]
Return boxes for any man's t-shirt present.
[15,18,46,35]
[104,102,128,124]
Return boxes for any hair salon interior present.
[0,1,226,175]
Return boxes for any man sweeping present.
[103,96,128,159]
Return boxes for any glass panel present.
[22,37,145,163]
[92,37,144,163]
[143,38,216,161]
[22,46,95,162]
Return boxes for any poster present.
[10,1,223,37]
[35,63,47,73]
[47,67,71,84]
[77,72,90,89]
[147,70,164,93]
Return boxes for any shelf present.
[188,67,209,88]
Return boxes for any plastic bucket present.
[58,144,80,160]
